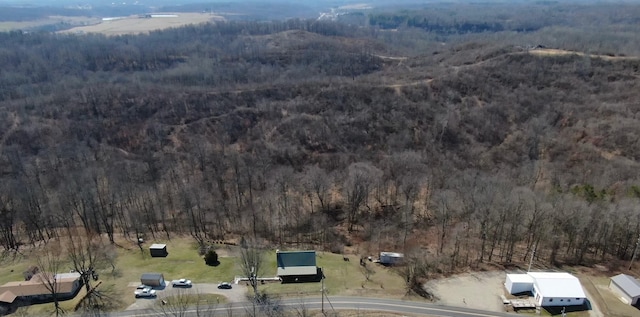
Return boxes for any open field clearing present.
[59,13,224,35]
[529,48,639,61]
[0,16,98,32]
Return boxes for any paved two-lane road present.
[112,296,519,317]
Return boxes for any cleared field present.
[0,16,98,32]
[529,48,639,61]
[59,13,224,35]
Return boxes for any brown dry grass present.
[529,48,639,61]
[577,273,640,317]
[58,13,224,35]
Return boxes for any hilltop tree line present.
[1,6,640,278]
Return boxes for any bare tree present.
[343,163,381,232]
[154,289,219,317]
[36,241,65,317]
[238,238,265,297]
[302,165,332,214]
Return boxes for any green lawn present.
[259,253,407,298]
[101,237,243,308]
[0,237,410,313]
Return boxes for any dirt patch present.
[425,271,506,312]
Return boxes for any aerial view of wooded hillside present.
[1,1,640,315]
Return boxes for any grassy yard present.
[258,253,407,299]
[101,236,243,309]
[578,274,640,317]
[0,236,410,314]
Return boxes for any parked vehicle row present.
[134,278,233,298]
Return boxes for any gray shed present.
[141,273,165,287]
[149,244,168,257]
[609,274,640,305]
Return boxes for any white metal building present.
[379,252,404,265]
[505,272,586,307]
[505,273,534,294]
[609,274,640,305]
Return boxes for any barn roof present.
[150,244,167,249]
[528,272,586,299]
[276,250,317,276]
[611,274,640,298]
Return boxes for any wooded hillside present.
[1,3,640,278]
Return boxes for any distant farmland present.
[0,15,99,32]
[59,13,224,35]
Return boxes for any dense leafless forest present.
[1,1,640,277]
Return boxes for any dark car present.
[217,282,232,289]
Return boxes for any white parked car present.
[135,287,157,298]
[134,285,149,295]
[172,278,193,287]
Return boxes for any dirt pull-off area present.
[425,271,506,312]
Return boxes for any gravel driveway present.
[126,283,248,310]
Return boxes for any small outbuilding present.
[149,244,168,257]
[505,273,534,294]
[379,252,404,265]
[609,274,640,306]
[140,273,165,287]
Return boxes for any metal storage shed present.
[379,252,404,265]
[609,274,640,305]
[505,273,534,294]
[149,244,168,257]
[140,273,165,287]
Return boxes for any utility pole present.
[250,266,257,317]
[629,234,640,271]
[321,267,324,314]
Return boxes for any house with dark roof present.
[276,250,322,283]
[610,274,640,306]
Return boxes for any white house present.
[505,272,586,307]
[609,274,640,305]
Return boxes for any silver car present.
[135,287,157,298]
[172,278,193,287]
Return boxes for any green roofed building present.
[276,250,320,282]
